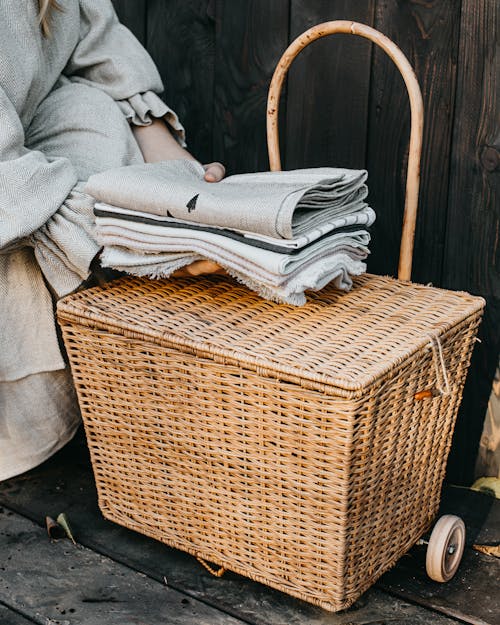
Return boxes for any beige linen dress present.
[0,0,185,480]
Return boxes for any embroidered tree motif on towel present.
[186,194,199,212]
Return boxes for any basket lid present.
[57,274,484,394]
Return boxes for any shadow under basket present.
[57,272,484,611]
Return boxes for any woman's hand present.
[169,162,227,277]
[172,161,227,277]
[171,259,226,278]
[203,162,226,183]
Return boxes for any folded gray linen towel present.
[95,218,369,276]
[86,160,369,239]
[100,245,366,306]
[96,217,369,304]
[94,202,376,252]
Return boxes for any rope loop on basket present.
[429,335,451,396]
[196,557,226,578]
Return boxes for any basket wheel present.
[425,515,466,582]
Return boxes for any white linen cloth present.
[101,246,366,305]
[0,0,185,480]
[85,160,369,239]
[96,218,370,273]
[95,219,370,305]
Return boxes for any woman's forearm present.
[132,118,226,183]
[132,118,195,163]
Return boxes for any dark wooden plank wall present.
[112,0,498,484]
[286,0,375,170]
[147,0,216,164]
[212,1,290,173]
[442,0,499,483]
[367,1,460,285]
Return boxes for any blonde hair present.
[38,0,63,37]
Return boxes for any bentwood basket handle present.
[267,21,424,282]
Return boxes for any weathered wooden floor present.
[1,430,498,625]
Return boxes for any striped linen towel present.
[94,202,375,252]
[85,160,375,304]
[95,219,369,305]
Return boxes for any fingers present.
[186,260,223,275]
[170,162,226,276]
[203,162,226,182]
[170,268,190,277]
[171,260,225,277]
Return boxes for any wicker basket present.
[57,22,485,612]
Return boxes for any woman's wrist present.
[132,118,226,183]
[132,118,195,163]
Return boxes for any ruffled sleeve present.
[116,92,186,146]
[65,0,186,145]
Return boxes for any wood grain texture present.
[381,549,499,625]
[0,508,244,625]
[365,1,461,284]
[146,0,216,164]
[448,300,500,484]
[380,487,500,625]
[212,1,290,174]
[111,0,147,43]
[0,436,464,625]
[442,0,499,485]
[285,0,375,170]
[0,604,35,625]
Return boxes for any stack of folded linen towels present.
[85,160,375,305]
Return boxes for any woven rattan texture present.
[57,275,484,610]
[58,274,484,393]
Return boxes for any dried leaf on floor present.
[57,512,77,545]
[472,544,500,558]
[471,477,500,498]
[46,515,65,540]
